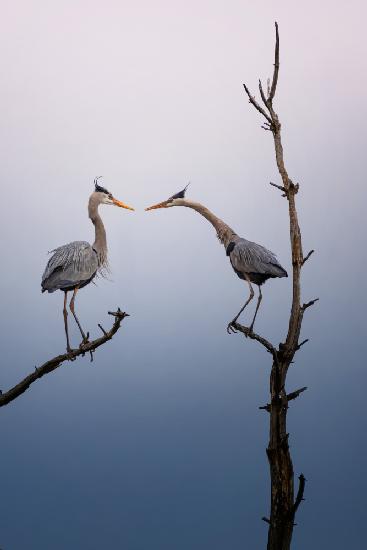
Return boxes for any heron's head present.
[92,177,134,210]
[145,184,190,211]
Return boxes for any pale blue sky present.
[0,1,366,548]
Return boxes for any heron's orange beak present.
[112,198,135,211]
[145,200,170,211]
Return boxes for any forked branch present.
[230,321,278,361]
[241,22,314,549]
[243,83,272,124]
[0,309,128,408]
[259,387,307,412]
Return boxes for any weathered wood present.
[0,309,128,407]
[240,22,316,549]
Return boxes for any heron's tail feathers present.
[270,263,288,278]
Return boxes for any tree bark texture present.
[237,23,317,549]
[0,309,128,408]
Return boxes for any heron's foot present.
[66,347,76,361]
[227,320,238,334]
[80,330,89,343]
[79,332,90,349]
[239,325,255,338]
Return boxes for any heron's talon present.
[66,349,76,361]
[227,321,237,334]
[79,337,90,350]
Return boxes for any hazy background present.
[0,1,366,548]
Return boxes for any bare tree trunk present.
[233,23,317,549]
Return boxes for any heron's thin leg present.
[249,285,262,332]
[63,291,72,353]
[69,286,88,343]
[227,276,255,333]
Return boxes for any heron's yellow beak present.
[112,198,135,211]
[145,200,170,211]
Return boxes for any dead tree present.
[0,309,128,408]
[232,23,317,549]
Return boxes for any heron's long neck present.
[88,197,108,268]
[183,201,238,248]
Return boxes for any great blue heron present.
[146,185,287,333]
[42,178,134,352]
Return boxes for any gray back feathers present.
[181,200,287,283]
[41,241,99,293]
[228,238,287,281]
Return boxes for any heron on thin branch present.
[42,177,134,352]
[146,185,287,333]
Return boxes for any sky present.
[0,1,366,548]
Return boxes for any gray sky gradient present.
[0,1,366,548]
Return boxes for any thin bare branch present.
[0,309,129,408]
[259,79,268,107]
[296,339,309,350]
[287,386,307,402]
[231,321,278,361]
[302,250,314,265]
[269,181,287,194]
[243,83,273,124]
[293,474,306,515]
[260,387,307,412]
[98,323,108,336]
[302,298,319,311]
[268,22,280,101]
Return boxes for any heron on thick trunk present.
[145,185,287,333]
[41,177,134,352]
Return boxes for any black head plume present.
[169,182,190,200]
[94,176,111,195]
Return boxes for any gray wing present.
[229,238,287,278]
[41,241,98,293]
